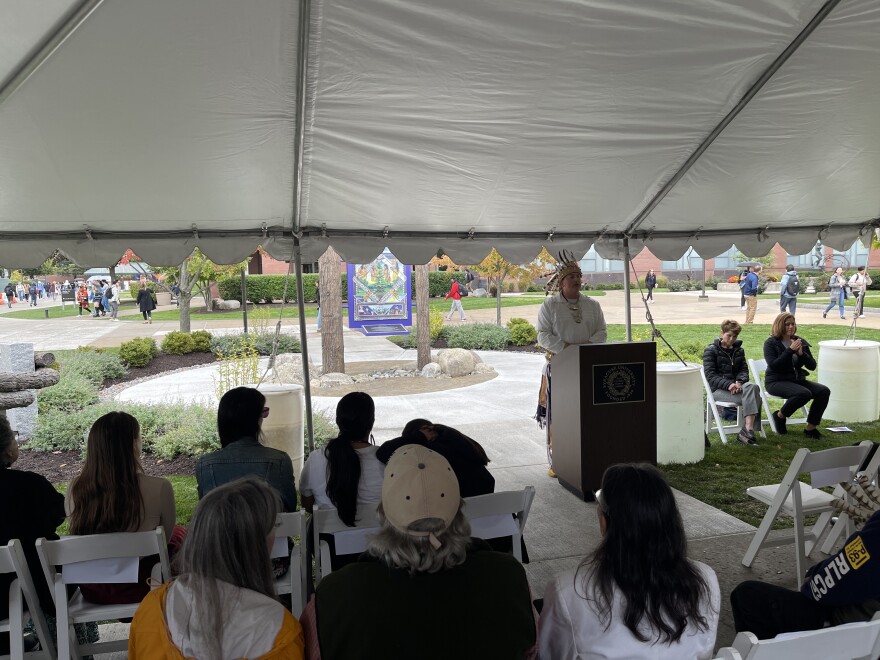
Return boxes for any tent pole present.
[624,0,843,236]
[623,237,632,342]
[291,0,314,451]
[0,0,106,107]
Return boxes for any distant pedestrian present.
[645,269,657,302]
[848,266,872,318]
[17,282,25,303]
[823,267,847,320]
[3,282,14,308]
[738,268,749,310]
[28,281,37,307]
[779,264,799,315]
[107,279,121,321]
[445,280,466,321]
[51,282,59,301]
[36,281,44,299]
[742,266,760,324]
[76,283,91,316]
[137,285,156,324]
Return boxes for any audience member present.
[300,392,384,569]
[731,510,880,639]
[129,477,304,660]
[306,445,536,659]
[0,416,65,652]
[67,411,180,604]
[196,387,297,512]
[538,463,719,659]
[702,320,761,445]
[376,418,494,497]
[763,312,830,438]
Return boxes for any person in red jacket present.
[444,280,466,321]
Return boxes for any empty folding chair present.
[271,511,309,616]
[742,441,872,586]
[747,359,810,434]
[463,487,536,563]
[36,528,170,660]
[312,504,381,584]
[714,611,880,660]
[0,540,54,660]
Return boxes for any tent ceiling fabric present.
[1,0,878,268]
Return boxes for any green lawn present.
[2,302,138,320]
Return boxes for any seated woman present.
[538,463,720,659]
[764,312,830,438]
[129,477,304,660]
[376,418,494,497]
[702,319,761,445]
[0,415,65,653]
[67,411,180,604]
[196,386,297,511]
[299,392,384,569]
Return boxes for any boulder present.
[213,298,241,311]
[437,348,476,378]
[317,372,354,387]
[471,288,489,298]
[469,350,483,364]
[420,362,442,378]
[269,353,320,384]
[473,363,496,375]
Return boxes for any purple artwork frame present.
[347,249,412,330]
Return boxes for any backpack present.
[738,275,747,290]
[785,273,799,297]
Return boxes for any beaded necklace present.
[562,294,582,324]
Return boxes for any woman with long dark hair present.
[538,464,719,659]
[300,392,383,567]
[196,386,297,512]
[67,411,178,604]
[129,478,304,660]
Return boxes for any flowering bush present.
[727,275,740,283]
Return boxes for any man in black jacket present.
[703,319,761,445]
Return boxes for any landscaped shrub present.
[656,340,705,364]
[429,309,445,340]
[254,334,301,356]
[591,282,625,290]
[666,280,695,292]
[119,337,159,368]
[306,407,338,461]
[161,331,195,355]
[29,404,102,451]
[190,330,213,352]
[506,318,537,346]
[217,274,320,304]
[446,323,511,351]
[526,285,542,293]
[37,374,99,415]
[128,281,158,300]
[60,348,127,385]
[727,275,740,283]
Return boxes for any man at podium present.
[535,251,607,477]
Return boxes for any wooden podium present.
[550,342,657,500]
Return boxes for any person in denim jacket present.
[196,387,298,511]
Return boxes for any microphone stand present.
[630,262,687,366]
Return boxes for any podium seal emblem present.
[603,365,636,402]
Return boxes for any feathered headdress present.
[544,250,582,294]
[832,472,880,524]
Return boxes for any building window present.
[713,246,738,269]
[579,247,623,273]
[662,247,703,271]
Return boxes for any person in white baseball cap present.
[306,445,537,659]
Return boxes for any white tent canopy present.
[1,0,878,268]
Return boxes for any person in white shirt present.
[848,266,872,318]
[535,251,607,476]
[538,463,720,660]
[300,392,384,569]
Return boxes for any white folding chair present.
[701,368,766,444]
[819,442,880,554]
[747,359,810,434]
[463,487,535,563]
[312,504,381,584]
[742,441,872,586]
[272,511,309,616]
[36,528,170,660]
[0,540,55,660]
[714,611,880,660]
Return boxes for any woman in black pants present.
[763,312,830,438]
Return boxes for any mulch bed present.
[15,448,196,484]
[104,351,217,386]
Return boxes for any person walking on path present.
[645,269,657,302]
[28,281,38,307]
[742,266,760,324]
[106,279,121,321]
[445,279,466,321]
[76,282,91,316]
[779,264,799,315]
[16,282,24,304]
[136,285,156,323]
[3,282,14,308]
[823,267,848,319]
[738,268,749,310]
[848,265,872,318]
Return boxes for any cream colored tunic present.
[537,293,607,354]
